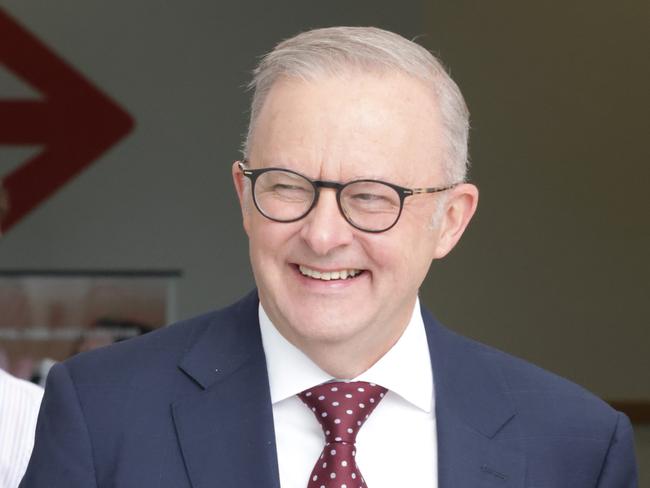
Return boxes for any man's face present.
[234,73,476,369]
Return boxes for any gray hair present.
[243,26,470,183]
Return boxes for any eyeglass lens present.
[253,169,401,231]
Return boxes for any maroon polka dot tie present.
[298,381,387,488]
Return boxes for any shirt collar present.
[259,297,433,413]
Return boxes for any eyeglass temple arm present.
[409,183,459,195]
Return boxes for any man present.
[21,27,637,487]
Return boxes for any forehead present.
[248,73,445,183]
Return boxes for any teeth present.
[299,265,361,281]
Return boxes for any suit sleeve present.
[595,412,639,488]
[19,362,98,487]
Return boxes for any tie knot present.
[298,381,387,444]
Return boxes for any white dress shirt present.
[259,298,438,488]
[0,368,43,488]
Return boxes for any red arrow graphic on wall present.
[0,8,134,233]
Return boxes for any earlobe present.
[433,183,479,259]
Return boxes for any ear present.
[231,161,251,235]
[432,183,479,259]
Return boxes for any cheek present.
[248,218,298,259]
[240,195,258,236]
[364,231,436,284]
[363,235,412,276]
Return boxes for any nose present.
[299,188,354,256]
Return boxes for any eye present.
[343,182,400,212]
[256,170,313,199]
[350,192,390,202]
[272,183,309,192]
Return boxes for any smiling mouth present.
[298,265,364,281]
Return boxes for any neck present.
[302,339,397,379]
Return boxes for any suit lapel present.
[422,308,526,487]
[173,291,281,488]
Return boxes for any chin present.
[286,309,367,343]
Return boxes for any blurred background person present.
[0,368,43,488]
[0,183,44,488]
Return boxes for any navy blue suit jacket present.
[21,290,638,487]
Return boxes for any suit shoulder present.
[484,342,610,406]
[429,317,605,403]
[465,334,620,438]
[428,319,638,482]
[425,310,621,440]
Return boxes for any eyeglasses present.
[238,161,458,233]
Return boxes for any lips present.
[298,264,363,281]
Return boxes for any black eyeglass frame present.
[238,160,459,233]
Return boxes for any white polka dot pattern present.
[298,381,387,488]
